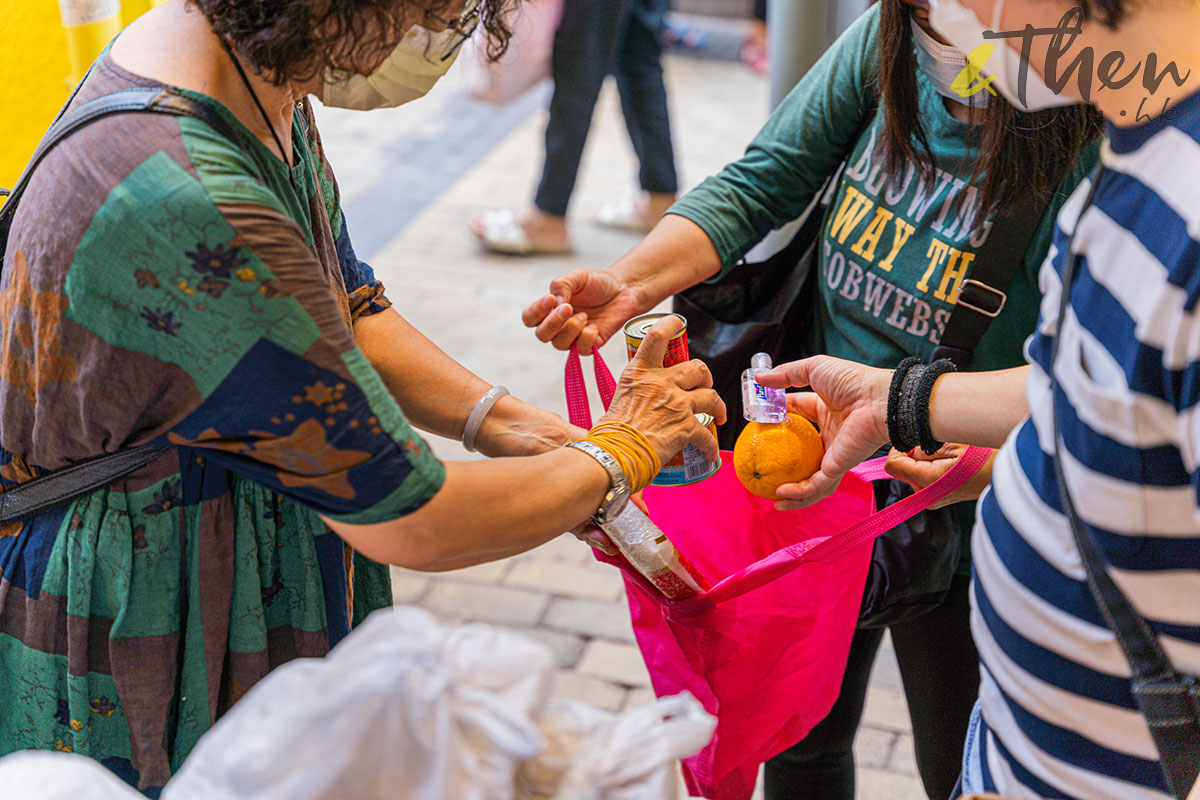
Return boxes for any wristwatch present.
[565,440,631,525]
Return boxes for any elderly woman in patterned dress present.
[0,0,723,793]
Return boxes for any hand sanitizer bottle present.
[741,352,787,423]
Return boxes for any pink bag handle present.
[698,445,989,604]
[564,350,990,606]
[565,344,617,429]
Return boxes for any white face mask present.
[928,0,1080,111]
[911,19,989,108]
[320,24,462,110]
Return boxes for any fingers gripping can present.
[623,313,720,485]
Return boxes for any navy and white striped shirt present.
[971,88,1200,799]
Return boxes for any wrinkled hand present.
[522,269,642,354]
[884,444,995,509]
[755,355,893,509]
[601,315,726,465]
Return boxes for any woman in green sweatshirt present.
[522,1,1100,798]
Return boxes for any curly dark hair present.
[188,0,521,86]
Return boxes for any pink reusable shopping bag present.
[566,348,988,800]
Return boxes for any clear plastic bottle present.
[741,352,787,423]
[598,503,707,600]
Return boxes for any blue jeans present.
[957,700,986,796]
[534,0,678,216]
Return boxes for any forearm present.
[355,308,575,456]
[610,215,723,311]
[927,366,1031,448]
[323,446,610,571]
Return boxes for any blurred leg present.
[888,574,980,800]
[533,0,634,216]
[613,0,678,198]
[763,626,886,800]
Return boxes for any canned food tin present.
[624,313,689,366]
[653,412,720,486]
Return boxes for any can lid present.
[695,413,714,427]
[625,313,685,341]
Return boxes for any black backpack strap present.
[931,202,1048,369]
[0,445,172,524]
[0,87,245,519]
[1,87,242,248]
[1050,169,1200,800]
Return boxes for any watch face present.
[605,485,631,521]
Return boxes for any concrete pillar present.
[767,0,868,108]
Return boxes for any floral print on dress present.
[197,275,229,298]
[89,697,116,717]
[184,242,246,280]
[258,279,288,298]
[142,481,181,515]
[140,307,182,336]
[54,699,70,726]
[0,251,80,404]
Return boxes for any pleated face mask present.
[928,0,1081,111]
[320,24,462,111]
[911,18,989,108]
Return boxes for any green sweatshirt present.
[669,5,1098,568]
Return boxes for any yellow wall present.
[0,2,72,190]
[0,1,161,190]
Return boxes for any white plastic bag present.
[167,607,552,800]
[0,608,715,800]
[0,750,142,800]
[518,694,716,800]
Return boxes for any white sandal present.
[594,197,656,233]
[469,209,573,256]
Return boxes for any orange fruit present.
[733,413,824,500]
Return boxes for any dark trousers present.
[763,574,979,800]
[534,0,678,217]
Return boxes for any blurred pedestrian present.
[742,0,768,74]
[470,0,679,254]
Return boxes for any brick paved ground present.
[315,33,927,800]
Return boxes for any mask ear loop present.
[911,18,967,66]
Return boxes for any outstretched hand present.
[521,269,642,354]
[754,355,893,509]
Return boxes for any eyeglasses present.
[424,0,483,61]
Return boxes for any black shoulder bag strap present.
[931,199,1050,369]
[0,87,245,524]
[1049,168,1200,800]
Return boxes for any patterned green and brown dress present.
[0,50,446,795]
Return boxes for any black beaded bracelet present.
[886,357,923,453]
[914,359,957,454]
[886,357,957,455]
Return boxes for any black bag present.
[672,196,826,451]
[677,172,1045,628]
[0,85,248,523]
